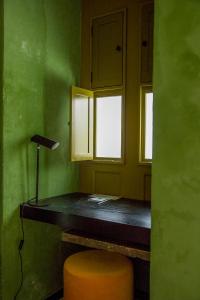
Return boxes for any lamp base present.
[27,198,48,207]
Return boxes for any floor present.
[58,292,149,300]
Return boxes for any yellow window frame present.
[139,84,153,164]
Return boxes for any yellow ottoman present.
[64,250,133,300]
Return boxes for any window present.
[71,87,123,162]
[140,85,153,163]
[95,95,122,159]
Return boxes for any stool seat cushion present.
[64,250,133,300]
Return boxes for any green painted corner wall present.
[0,0,3,298]
[1,0,80,299]
[151,0,200,299]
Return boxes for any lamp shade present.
[31,134,59,150]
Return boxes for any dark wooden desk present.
[21,193,151,299]
[21,193,151,250]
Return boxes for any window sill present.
[138,161,152,166]
[79,158,125,165]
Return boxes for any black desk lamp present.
[28,134,59,207]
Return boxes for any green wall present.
[2,0,80,299]
[0,0,3,298]
[151,1,200,299]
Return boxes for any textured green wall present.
[151,1,200,299]
[2,0,80,299]
[0,0,3,298]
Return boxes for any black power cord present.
[14,203,25,300]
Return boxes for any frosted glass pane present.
[145,92,153,160]
[96,96,122,158]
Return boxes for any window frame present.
[139,84,153,164]
[70,86,125,164]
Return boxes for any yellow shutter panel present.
[140,2,154,83]
[92,11,125,88]
[70,86,94,161]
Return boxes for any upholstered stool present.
[64,249,133,300]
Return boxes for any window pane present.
[96,96,122,158]
[145,92,153,160]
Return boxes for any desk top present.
[21,193,151,249]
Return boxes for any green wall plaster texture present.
[2,0,80,299]
[151,1,200,299]
[0,0,3,298]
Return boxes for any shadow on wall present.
[42,67,79,197]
